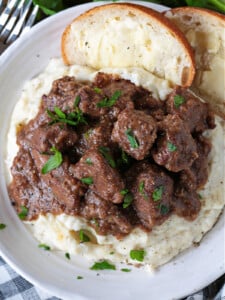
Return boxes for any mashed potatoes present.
[5,58,225,268]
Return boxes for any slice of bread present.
[61,3,195,87]
[165,7,225,119]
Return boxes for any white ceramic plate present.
[0,1,224,300]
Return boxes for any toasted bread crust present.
[61,3,195,87]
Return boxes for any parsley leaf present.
[130,249,146,262]
[167,141,177,152]
[90,260,116,270]
[159,204,170,215]
[152,186,164,202]
[38,244,51,251]
[96,90,121,108]
[138,181,148,200]
[123,192,134,208]
[125,129,139,149]
[41,146,63,174]
[77,276,83,279]
[93,87,102,94]
[120,189,129,195]
[121,268,131,272]
[79,229,90,243]
[81,177,93,185]
[0,223,6,230]
[18,206,28,220]
[85,158,93,165]
[174,95,185,108]
[99,146,116,168]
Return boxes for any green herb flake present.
[99,146,116,168]
[77,276,83,280]
[123,193,134,209]
[198,193,203,199]
[18,205,28,220]
[152,186,163,202]
[74,96,80,107]
[65,252,70,260]
[139,181,148,200]
[90,218,99,227]
[120,189,129,196]
[125,129,139,149]
[130,249,146,262]
[79,229,90,243]
[174,95,185,108]
[85,158,93,165]
[167,141,177,152]
[159,204,170,215]
[93,87,102,94]
[90,260,116,271]
[110,251,114,255]
[38,244,51,251]
[0,223,6,230]
[41,146,63,174]
[121,268,131,272]
[97,90,121,108]
[81,177,93,185]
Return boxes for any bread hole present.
[181,66,190,86]
[182,15,192,22]
[145,39,151,51]
[177,56,181,64]
[128,11,136,17]
[114,16,121,21]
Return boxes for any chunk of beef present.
[166,87,215,133]
[178,135,212,191]
[112,109,157,160]
[19,122,78,153]
[69,150,125,203]
[128,162,173,230]
[42,76,82,112]
[31,149,85,212]
[152,114,198,172]
[172,188,201,221]
[8,148,64,219]
[93,72,142,119]
[81,191,132,239]
[76,85,108,118]
[76,118,114,155]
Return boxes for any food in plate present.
[165,7,225,119]
[5,3,225,269]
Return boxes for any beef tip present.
[112,109,157,160]
[76,118,114,155]
[152,114,198,172]
[166,87,215,133]
[93,72,143,119]
[76,85,108,118]
[172,188,201,221]
[129,162,173,230]
[178,135,212,192]
[69,150,125,203]
[42,76,82,112]
[81,190,132,239]
[19,122,78,153]
[31,149,85,212]
[8,148,63,219]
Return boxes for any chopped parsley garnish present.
[79,229,90,243]
[85,158,93,165]
[139,181,148,200]
[18,205,28,220]
[125,129,139,149]
[90,218,99,227]
[198,193,203,199]
[99,146,116,168]
[174,95,185,108]
[93,87,102,94]
[120,189,129,196]
[96,90,121,108]
[81,177,93,185]
[41,146,63,174]
[110,251,114,255]
[152,186,163,202]
[167,141,177,152]
[90,260,116,270]
[159,204,170,215]
[121,150,129,164]
[47,96,87,126]
[38,244,51,251]
[123,192,134,208]
[121,268,131,272]
[65,252,70,260]
[77,276,83,280]
[0,223,6,230]
[130,249,146,262]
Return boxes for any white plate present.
[0,1,224,300]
